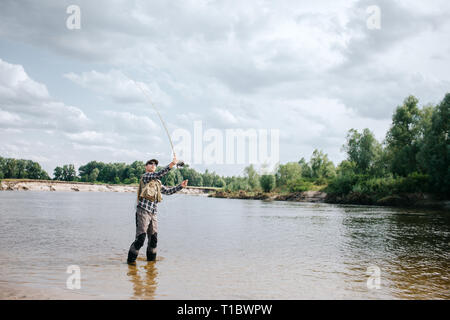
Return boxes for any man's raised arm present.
[161,179,189,195]
[142,157,177,183]
[161,184,183,195]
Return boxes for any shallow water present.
[0,191,448,299]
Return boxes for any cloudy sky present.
[1,0,449,177]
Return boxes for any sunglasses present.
[148,162,157,166]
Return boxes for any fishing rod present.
[130,78,185,168]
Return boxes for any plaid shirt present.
[137,164,183,214]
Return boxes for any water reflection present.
[340,206,450,299]
[127,261,159,299]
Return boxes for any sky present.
[0,0,449,177]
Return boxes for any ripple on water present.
[0,192,449,299]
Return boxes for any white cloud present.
[64,69,172,107]
[0,59,91,133]
[213,108,238,125]
[103,110,158,129]
[0,58,49,102]
[0,109,23,125]
[65,131,119,145]
[0,0,449,175]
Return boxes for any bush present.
[287,178,314,192]
[130,177,138,184]
[327,171,431,197]
[326,173,362,195]
[313,176,328,186]
[395,172,430,193]
[260,174,275,192]
[353,177,397,196]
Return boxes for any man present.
[127,156,188,264]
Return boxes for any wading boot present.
[127,250,138,264]
[147,233,157,261]
[146,247,157,261]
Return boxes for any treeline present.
[67,161,227,188]
[326,93,449,200]
[0,156,226,188]
[1,93,448,199]
[237,93,449,199]
[223,149,336,193]
[0,157,50,180]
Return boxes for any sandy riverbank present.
[0,179,216,195]
[1,179,136,193]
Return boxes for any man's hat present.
[146,159,159,166]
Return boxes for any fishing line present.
[128,76,186,204]
[129,77,185,168]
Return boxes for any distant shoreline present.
[0,179,217,195]
[1,179,448,210]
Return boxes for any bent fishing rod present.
[130,78,185,168]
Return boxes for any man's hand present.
[181,179,188,188]
[169,156,177,168]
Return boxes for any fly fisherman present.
[127,157,188,264]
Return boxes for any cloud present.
[213,108,238,125]
[2,1,449,119]
[103,110,157,127]
[0,110,23,126]
[0,59,49,103]
[0,58,91,133]
[64,69,172,107]
[1,0,449,175]
[65,130,120,145]
[71,143,164,162]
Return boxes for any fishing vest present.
[138,178,162,203]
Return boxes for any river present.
[0,191,448,299]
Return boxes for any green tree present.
[89,168,100,182]
[61,164,77,181]
[54,166,63,180]
[298,157,312,178]
[260,174,275,192]
[0,157,5,179]
[343,128,382,175]
[385,95,422,176]
[213,176,226,188]
[418,93,450,193]
[416,104,437,172]
[336,160,357,176]
[202,169,214,187]
[16,160,27,178]
[309,149,335,179]
[26,161,48,179]
[4,158,17,178]
[244,164,260,190]
[275,162,302,189]
[162,170,176,186]
[179,165,203,186]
